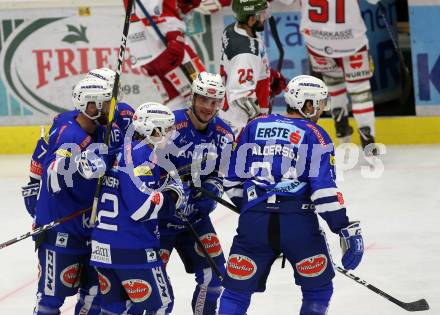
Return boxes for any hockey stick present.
[134,0,197,83]
[0,158,203,251]
[268,16,285,113]
[198,192,430,312]
[377,3,412,105]
[178,212,224,281]
[90,0,134,224]
[0,207,91,250]
[336,266,429,312]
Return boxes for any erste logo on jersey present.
[122,279,152,302]
[60,263,81,288]
[295,254,328,277]
[226,254,257,280]
[194,233,223,257]
[255,122,305,146]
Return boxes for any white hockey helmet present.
[132,102,175,144]
[72,77,113,120]
[87,67,123,97]
[284,75,329,118]
[87,67,115,82]
[192,71,226,100]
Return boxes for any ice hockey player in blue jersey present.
[158,72,234,315]
[90,102,183,315]
[218,75,364,315]
[86,67,135,137]
[22,110,78,219]
[32,77,122,315]
[22,67,133,221]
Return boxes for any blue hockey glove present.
[21,182,40,217]
[190,178,224,215]
[163,182,189,215]
[77,148,107,179]
[339,222,364,270]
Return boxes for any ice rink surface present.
[0,145,439,314]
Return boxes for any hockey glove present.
[339,222,364,270]
[163,182,189,215]
[190,178,224,216]
[232,97,260,119]
[21,182,40,217]
[77,148,107,179]
[144,31,186,77]
[270,68,288,96]
[178,0,202,14]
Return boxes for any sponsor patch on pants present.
[122,279,152,302]
[295,254,328,277]
[194,233,223,257]
[60,263,81,288]
[226,254,257,280]
[97,272,111,294]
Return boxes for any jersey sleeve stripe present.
[131,192,164,222]
[311,188,338,201]
[315,202,345,213]
[313,195,339,206]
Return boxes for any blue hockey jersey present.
[158,109,234,234]
[225,114,349,233]
[90,141,176,269]
[29,103,132,182]
[29,110,79,181]
[35,116,122,254]
[114,102,135,137]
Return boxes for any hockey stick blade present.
[196,190,431,312]
[400,299,430,312]
[335,266,430,312]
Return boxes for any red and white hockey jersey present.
[124,0,204,103]
[300,0,379,58]
[220,23,270,112]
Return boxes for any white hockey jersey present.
[127,0,185,66]
[300,0,379,58]
[220,23,270,111]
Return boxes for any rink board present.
[1,116,439,154]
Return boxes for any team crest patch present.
[98,272,111,294]
[122,279,152,302]
[226,254,257,280]
[295,254,327,277]
[194,233,222,257]
[60,263,81,288]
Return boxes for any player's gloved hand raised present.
[339,222,364,270]
[270,68,287,96]
[77,147,107,179]
[21,181,40,218]
[144,31,185,77]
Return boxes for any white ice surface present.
[0,145,439,314]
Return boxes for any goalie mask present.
[72,77,113,120]
[284,75,330,119]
